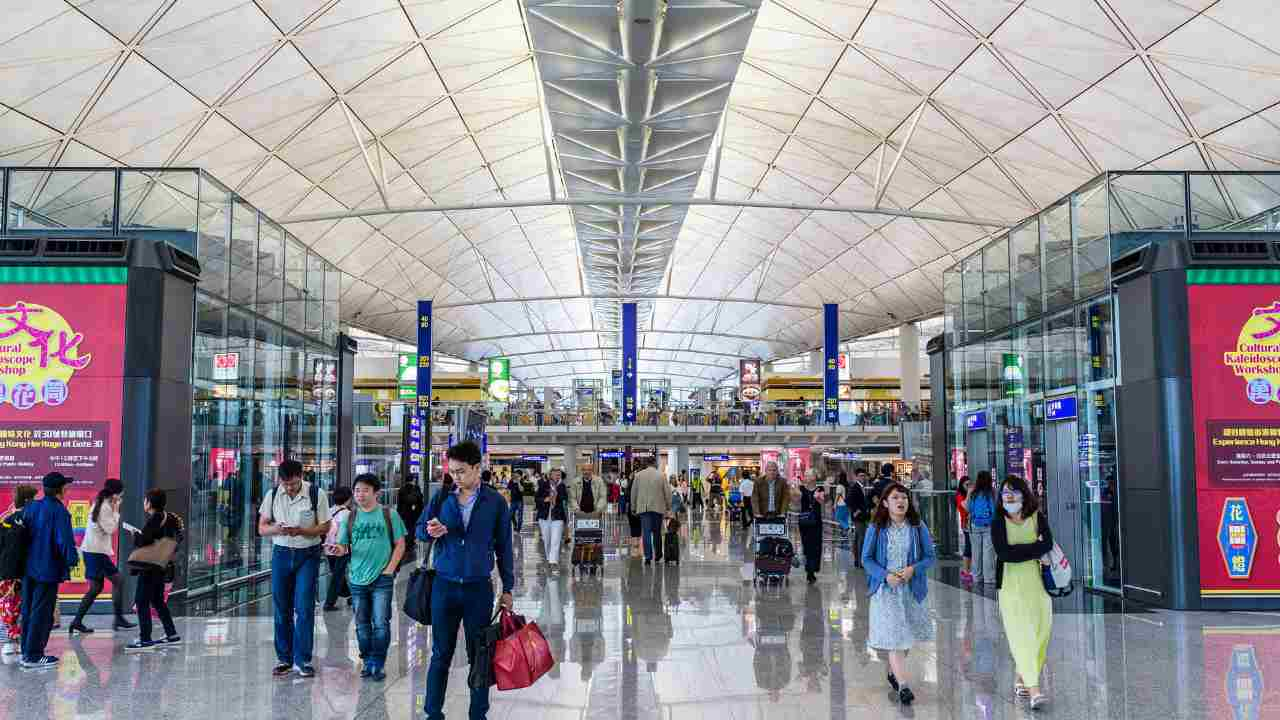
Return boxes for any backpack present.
[0,510,30,581]
[266,483,319,525]
[969,491,994,528]
[579,480,596,514]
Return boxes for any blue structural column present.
[823,303,839,424]
[622,302,638,424]
[415,300,433,476]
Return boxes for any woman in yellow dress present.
[991,474,1054,711]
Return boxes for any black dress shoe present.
[888,673,899,691]
[68,623,94,635]
[113,617,137,631]
[899,687,915,705]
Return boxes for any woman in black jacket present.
[397,481,425,564]
[536,469,570,571]
[990,475,1054,710]
[125,489,183,652]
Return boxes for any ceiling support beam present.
[279,197,1012,227]
[357,294,881,318]
[875,99,926,208]
[339,99,389,209]
[440,328,816,348]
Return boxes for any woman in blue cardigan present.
[861,482,936,706]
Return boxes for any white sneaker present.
[1,642,17,656]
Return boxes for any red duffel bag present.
[493,608,555,690]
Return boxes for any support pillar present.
[899,322,921,408]
[563,444,578,481]
[676,446,690,475]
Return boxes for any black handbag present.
[402,540,436,625]
[467,610,503,690]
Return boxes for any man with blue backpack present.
[966,471,997,585]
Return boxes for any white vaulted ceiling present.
[2,1,1280,385]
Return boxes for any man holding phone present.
[420,441,514,720]
[258,460,330,679]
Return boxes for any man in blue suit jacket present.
[419,440,514,720]
[21,472,79,669]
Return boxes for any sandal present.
[1014,681,1030,698]
[1029,694,1049,711]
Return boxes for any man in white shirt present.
[738,472,755,529]
[258,460,330,679]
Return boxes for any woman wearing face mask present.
[991,475,1054,711]
[861,482,936,706]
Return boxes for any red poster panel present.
[1189,278,1280,598]
[0,268,127,599]
[1201,627,1280,718]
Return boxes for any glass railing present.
[353,400,929,432]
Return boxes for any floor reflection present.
[0,511,1269,719]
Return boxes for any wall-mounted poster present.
[1188,270,1280,597]
[0,266,128,599]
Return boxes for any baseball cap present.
[42,472,73,490]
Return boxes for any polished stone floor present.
[0,513,1271,719]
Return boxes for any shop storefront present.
[932,171,1280,610]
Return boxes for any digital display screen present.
[1188,274,1280,597]
[0,266,127,599]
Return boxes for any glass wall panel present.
[119,169,198,246]
[324,262,341,344]
[1080,385,1120,591]
[1044,309,1078,391]
[196,176,231,299]
[229,201,258,308]
[943,268,961,347]
[983,238,1012,332]
[189,293,226,595]
[282,329,306,482]
[284,235,307,330]
[1010,219,1042,322]
[1073,183,1110,299]
[1078,297,1116,386]
[962,254,984,339]
[225,307,261,580]
[987,332,1013,480]
[1108,172,1186,234]
[1014,320,1044,398]
[257,220,285,322]
[1191,173,1280,231]
[1041,202,1073,312]
[306,250,324,338]
[8,169,116,229]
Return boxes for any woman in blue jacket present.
[861,482,936,706]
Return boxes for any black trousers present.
[135,572,176,642]
[325,555,350,607]
[799,524,823,574]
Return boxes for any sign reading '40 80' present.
[0,300,92,409]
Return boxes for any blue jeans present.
[271,545,320,667]
[20,579,57,662]
[510,500,523,532]
[351,574,394,667]
[640,512,663,561]
[425,579,495,720]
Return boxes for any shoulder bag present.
[127,513,179,572]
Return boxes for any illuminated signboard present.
[486,357,510,401]
[1046,396,1076,421]
[212,351,239,381]
[0,265,128,599]
[965,410,987,430]
[739,359,761,401]
[1187,269,1280,598]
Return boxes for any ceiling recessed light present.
[634,17,651,24]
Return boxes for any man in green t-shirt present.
[332,473,406,681]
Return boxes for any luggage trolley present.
[571,515,605,576]
[753,517,794,586]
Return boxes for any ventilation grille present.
[1110,246,1148,282]
[43,237,128,258]
[1189,239,1271,259]
[166,243,201,280]
[0,237,39,256]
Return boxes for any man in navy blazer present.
[419,440,514,720]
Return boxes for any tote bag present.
[402,540,436,625]
[1040,541,1073,597]
[127,514,178,572]
[493,608,555,690]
